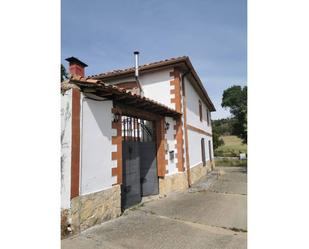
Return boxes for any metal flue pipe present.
[134,51,139,77]
[133,51,143,96]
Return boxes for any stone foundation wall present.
[61,208,70,239]
[159,160,215,195]
[209,160,216,171]
[159,172,188,195]
[63,184,121,237]
[190,160,214,184]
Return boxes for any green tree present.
[61,64,69,82]
[221,85,247,143]
[212,117,237,136]
[212,128,224,150]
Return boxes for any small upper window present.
[208,110,211,125]
[199,100,203,121]
[206,109,210,126]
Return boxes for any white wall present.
[80,96,117,195]
[61,90,72,209]
[164,117,178,175]
[96,69,215,173]
[184,77,214,168]
[187,129,213,168]
[103,69,174,109]
[185,78,212,134]
[139,68,174,109]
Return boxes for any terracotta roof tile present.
[88,56,216,111]
[68,76,181,117]
[90,56,188,78]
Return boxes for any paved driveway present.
[62,166,247,249]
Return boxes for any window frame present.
[206,109,211,126]
[208,140,212,161]
[199,100,203,122]
[201,138,206,166]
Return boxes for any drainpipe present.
[134,51,144,96]
[181,70,191,187]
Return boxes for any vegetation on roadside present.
[212,129,224,150]
[215,135,247,157]
[212,118,236,150]
[212,118,237,136]
[221,85,247,143]
[212,84,247,161]
[214,135,247,167]
[215,158,247,167]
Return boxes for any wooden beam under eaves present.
[123,98,140,105]
[114,95,128,101]
[82,88,98,93]
[95,91,114,98]
[113,102,161,121]
[136,102,152,108]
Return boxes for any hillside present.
[215,135,247,157]
[212,118,236,136]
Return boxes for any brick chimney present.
[65,57,88,77]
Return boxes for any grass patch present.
[215,158,247,167]
[215,135,247,157]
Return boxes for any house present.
[61,53,216,237]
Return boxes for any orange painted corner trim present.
[156,118,167,177]
[111,116,122,184]
[71,88,81,199]
[170,68,182,113]
[111,167,118,176]
[174,117,185,172]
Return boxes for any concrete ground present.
[62,166,247,249]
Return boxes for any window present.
[199,100,203,121]
[206,109,211,126]
[201,138,206,166]
[208,140,212,161]
[169,151,175,162]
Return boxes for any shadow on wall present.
[85,98,114,140]
[80,97,117,194]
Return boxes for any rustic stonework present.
[190,160,214,184]
[190,162,207,185]
[159,172,188,196]
[70,196,80,234]
[159,160,215,196]
[61,208,71,239]
[69,185,121,236]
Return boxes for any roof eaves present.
[182,58,216,112]
[68,76,182,117]
[90,56,188,79]
[89,56,216,112]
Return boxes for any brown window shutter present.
[208,140,212,161]
[199,100,202,121]
[201,138,206,166]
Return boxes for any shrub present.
[215,159,247,167]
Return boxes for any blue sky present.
[62,0,247,119]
